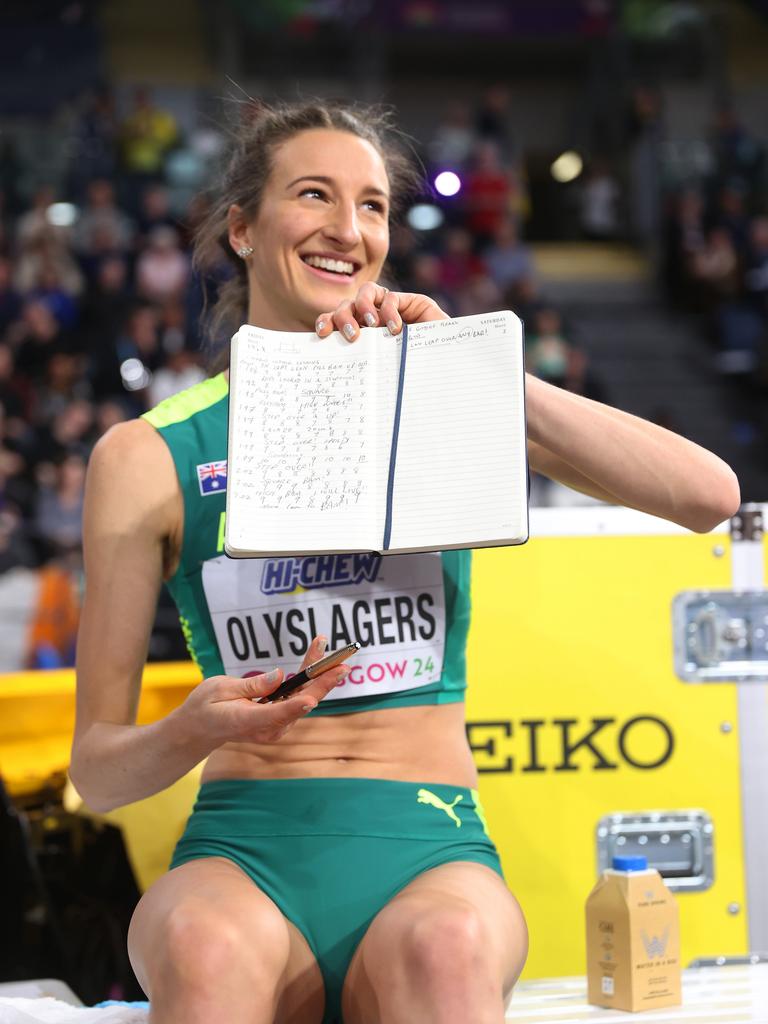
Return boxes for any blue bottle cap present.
[612,855,648,871]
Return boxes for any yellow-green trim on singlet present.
[470,788,491,838]
[142,373,228,430]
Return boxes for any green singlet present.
[142,373,473,714]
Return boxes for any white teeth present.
[304,255,354,275]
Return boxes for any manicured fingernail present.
[387,320,398,334]
[338,666,351,678]
[265,669,280,683]
[317,636,328,653]
[364,312,376,327]
[343,323,356,339]
[302,703,316,712]
[316,319,326,333]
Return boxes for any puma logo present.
[416,788,463,827]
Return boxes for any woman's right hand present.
[179,636,347,747]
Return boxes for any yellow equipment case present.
[466,503,768,979]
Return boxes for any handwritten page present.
[227,325,400,554]
[226,313,527,556]
[387,311,527,551]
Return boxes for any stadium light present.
[434,171,461,197]
[406,204,445,231]
[550,151,583,183]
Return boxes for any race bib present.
[202,552,446,700]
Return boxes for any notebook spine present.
[382,323,409,550]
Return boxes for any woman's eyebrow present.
[285,174,389,198]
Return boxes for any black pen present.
[258,641,361,703]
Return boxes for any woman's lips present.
[301,260,356,283]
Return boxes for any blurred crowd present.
[663,107,768,386]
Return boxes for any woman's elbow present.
[686,466,741,533]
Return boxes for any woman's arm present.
[70,418,209,811]
[525,374,740,532]
[71,419,346,813]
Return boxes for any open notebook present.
[225,310,528,556]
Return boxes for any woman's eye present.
[299,187,325,200]
[363,199,386,213]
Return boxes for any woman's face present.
[231,129,391,331]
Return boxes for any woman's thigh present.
[128,856,325,1024]
[341,861,528,1024]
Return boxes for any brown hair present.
[193,100,422,371]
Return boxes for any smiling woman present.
[71,98,740,1024]
[193,102,421,365]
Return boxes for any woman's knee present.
[130,887,292,996]
[398,901,491,983]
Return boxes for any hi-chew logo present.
[196,461,227,496]
[260,554,382,595]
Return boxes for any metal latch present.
[673,591,768,682]
[596,810,714,892]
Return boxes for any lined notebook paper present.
[225,310,528,557]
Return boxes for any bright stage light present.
[550,151,583,183]
[434,171,461,197]
[46,203,78,226]
[406,204,444,231]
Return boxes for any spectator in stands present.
[474,84,513,156]
[0,506,35,574]
[14,235,84,300]
[714,182,751,253]
[33,451,87,559]
[437,226,487,291]
[15,185,59,248]
[28,399,95,473]
[690,226,741,306]
[663,186,707,308]
[27,264,80,329]
[0,255,21,334]
[135,225,190,306]
[91,303,160,407]
[13,301,73,390]
[79,255,134,357]
[525,306,593,397]
[427,102,476,171]
[454,270,503,317]
[579,159,622,240]
[73,178,135,259]
[136,184,177,242]
[68,88,119,196]
[504,273,542,332]
[745,215,768,317]
[0,343,28,424]
[407,252,455,316]
[119,87,179,207]
[710,107,764,197]
[482,216,535,292]
[148,349,205,406]
[463,141,517,244]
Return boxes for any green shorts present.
[170,777,504,1024]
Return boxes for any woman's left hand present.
[315,282,449,341]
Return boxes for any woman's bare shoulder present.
[86,418,181,535]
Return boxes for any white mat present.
[0,1000,148,1023]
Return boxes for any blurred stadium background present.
[2,0,768,1001]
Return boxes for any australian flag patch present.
[196,460,227,496]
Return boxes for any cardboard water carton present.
[586,855,681,1011]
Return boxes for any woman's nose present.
[323,202,361,247]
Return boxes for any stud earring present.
[237,246,254,259]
